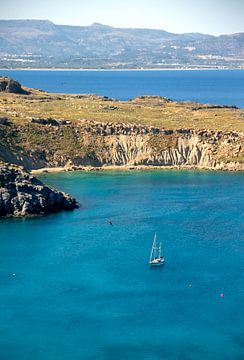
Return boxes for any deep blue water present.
[1,69,244,107]
[0,170,243,360]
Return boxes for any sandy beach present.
[30,164,197,175]
[30,163,240,175]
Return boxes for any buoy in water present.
[12,273,16,276]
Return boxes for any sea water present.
[0,170,243,360]
[1,69,244,107]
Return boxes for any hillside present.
[0,77,243,171]
[0,20,244,69]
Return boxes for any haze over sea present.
[1,69,244,107]
[0,71,244,359]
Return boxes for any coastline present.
[1,76,243,173]
[31,165,200,175]
[31,163,243,175]
[1,67,243,72]
[30,165,205,175]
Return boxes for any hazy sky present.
[0,0,243,35]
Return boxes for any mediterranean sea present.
[1,69,244,107]
[0,170,243,360]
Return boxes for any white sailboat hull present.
[149,257,165,267]
[149,233,164,266]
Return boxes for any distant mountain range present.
[0,20,244,69]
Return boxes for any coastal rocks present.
[0,163,78,217]
[131,95,173,105]
[192,104,238,111]
[82,120,165,136]
[0,76,29,95]
[31,118,71,126]
[0,117,11,125]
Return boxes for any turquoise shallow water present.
[0,170,244,360]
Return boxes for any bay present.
[1,69,244,107]
[0,170,243,360]
[0,68,244,359]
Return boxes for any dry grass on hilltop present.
[0,89,243,132]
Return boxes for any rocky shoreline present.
[30,162,243,175]
[0,163,78,217]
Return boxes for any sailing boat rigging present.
[149,233,164,266]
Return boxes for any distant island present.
[0,20,243,69]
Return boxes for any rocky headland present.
[0,76,30,95]
[0,77,243,172]
[0,77,243,216]
[0,163,78,217]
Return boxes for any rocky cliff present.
[0,120,243,171]
[0,80,243,171]
[79,121,243,170]
[0,76,29,94]
[0,163,78,217]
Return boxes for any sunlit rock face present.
[0,164,78,217]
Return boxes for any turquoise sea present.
[1,69,244,107]
[0,170,244,360]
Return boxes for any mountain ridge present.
[0,20,243,69]
[1,19,242,37]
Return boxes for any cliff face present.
[0,120,243,171]
[0,164,78,217]
[0,76,29,94]
[80,124,243,170]
[0,79,243,171]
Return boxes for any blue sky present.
[1,0,244,35]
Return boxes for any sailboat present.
[149,233,164,266]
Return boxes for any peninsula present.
[0,77,243,173]
[0,77,79,217]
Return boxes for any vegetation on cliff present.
[0,78,243,171]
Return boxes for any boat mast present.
[149,240,154,262]
[158,241,162,258]
[153,233,157,259]
[149,233,157,262]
